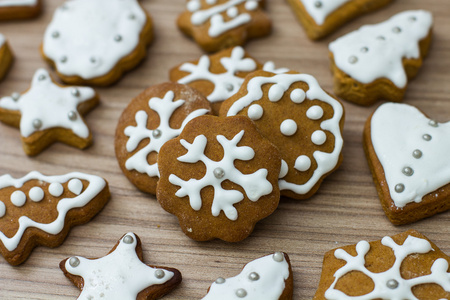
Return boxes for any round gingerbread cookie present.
[115,82,212,195]
[156,115,281,242]
[220,70,345,200]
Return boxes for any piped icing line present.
[226,73,344,195]
[0,69,96,138]
[42,0,147,79]
[300,0,351,26]
[329,10,433,88]
[0,0,37,7]
[0,171,106,251]
[370,103,450,208]
[65,233,175,300]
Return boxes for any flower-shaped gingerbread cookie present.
[364,103,450,225]
[157,115,281,242]
[0,68,99,156]
[220,71,344,200]
[177,0,271,52]
[41,0,153,86]
[61,233,182,300]
[115,82,211,195]
[0,34,13,82]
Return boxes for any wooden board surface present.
[0,0,449,299]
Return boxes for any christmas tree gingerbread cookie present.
[363,103,450,225]
[202,252,293,299]
[0,171,110,265]
[41,0,153,86]
[329,10,433,105]
[0,0,41,21]
[0,33,13,82]
[286,0,393,40]
[60,232,182,300]
[220,71,344,200]
[115,82,211,195]
[0,69,99,156]
[157,115,281,242]
[314,230,450,299]
[177,0,271,52]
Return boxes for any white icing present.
[262,61,289,74]
[370,103,450,208]
[29,187,44,202]
[10,191,26,207]
[280,119,297,136]
[325,235,450,299]
[49,182,64,197]
[295,155,311,172]
[169,130,273,221]
[177,46,258,103]
[0,201,5,218]
[268,84,285,102]
[68,179,83,195]
[42,0,147,80]
[300,0,350,25]
[0,0,37,7]
[329,10,433,88]
[124,90,209,178]
[247,104,263,120]
[279,160,289,179]
[226,73,344,195]
[307,105,324,120]
[0,34,5,47]
[202,253,290,300]
[65,232,175,300]
[311,130,326,145]
[0,69,96,139]
[0,171,106,251]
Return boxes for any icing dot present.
[279,159,289,178]
[49,182,64,197]
[348,56,358,64]
[236,288,247,298]
[71,88,80,97]
[392,26,402,33]
[248,272,260,281]
[69,257,80,268]
[422,134,432,141]
[68,110,78,121]
[295,155,311,172]
[68,179,83,195]
[311,130,327,145]
[412,149,422,159]
[395,184,405,193]
[11,92,21,101]
[33,119,43,129]
[273,252,284,262]
[214,167,225,179]
[402,167,414,177]
[215,277,226,284]
[245,1,258,11]
[428,120,438,127]
[154,269,165,279]
[114,34,122,42]
[152,129,162,139]
[290,89,306,103]
[206,0,216,4]
[314,1,322,8]
[123,234,134,244]
[280,119,297,136]
[360,47,369,53]
[386,279,399,289]
[29,187,44,202]
[187,1,201,12]
[247,104,264,121]
[11,191,26,207]
[0,201,5,218]
[227,6,238,18]
[306,106,324,120]
[268,84,285,102]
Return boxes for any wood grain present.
[0,0,449,299]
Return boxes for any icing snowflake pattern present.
[325,235,450,300]
[169,130,273,220]
[124,91,209,177]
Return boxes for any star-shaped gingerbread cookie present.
[0,68,99,156]
[61,233,182,300]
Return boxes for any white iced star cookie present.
[0,0,41,21]
[0,34,13,82]
[0,68,99,156]
[41,0,153,86]
[60,233,182,300]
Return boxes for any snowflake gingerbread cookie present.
[177,0,271,52]
[220,71,344,200]
[314,230,450,300]
[0,33,13,82]
[61,232,182,300]
[329,10,433,105]
[0,0,41,20]
[0,171,110,265]
[0,69,99,156]
[364,102,450,225]
[157,115,281,242]
[41,0,153,86]
[202,252,293,300]
[115,82,211,195]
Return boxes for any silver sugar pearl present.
[377,36,386,41]
[402,167,414,176]
[123,234,134,244]
[236,288,247,298]
[215,277,226,284]
[33,119,42,129]
[68,111,77,121]
[429,120,438,127]
[129,13,136,20]
[314,1,322,8]
[360,47,369,53]
[90,57,97,64]
[213,167,225,179]
[386,279,399,289]
[395,184,405,193]
[409,16,417,22]
[52,31,60,38]
[38,74,46,81]
[152,129,162,139]
[154,269,165,279]
[412,149,422,159]
[71,88,80,97]
[11,92,21,101]
[392,26,402,33]
[60,56,68,63]
[61,3,69,10]
[114,35,122,42]
[69,256,80,268]
[423,134,432,141]
[273,252,284,262]
[225,83,234,92]
[248,272,260,281]
[348,56,358,64]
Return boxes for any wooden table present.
[0,0,449,299]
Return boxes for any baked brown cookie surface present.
[0,0,41,21]
[0,34,13,81]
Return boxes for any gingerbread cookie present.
[115,82,211,195]
[363,103,450,225]
[0,34,13,82]
[220,71,344,200]
[0,0,41,21]
[157,115,281,242]
[202,252,293,299]
[0,171,110,265]
[177,0,271,52]
[0,68,99,156]
[61,232,182,300]
[329,10,433,105]
[314,230,450,299]
[41,0,153,86]
[287,0,393,40]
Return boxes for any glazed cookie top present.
[0,33,4,46]
[42,0,148,80]
[370,103,450,208]
[300,0,351,25]
[0,0,37,6]
[329,10,433,88]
